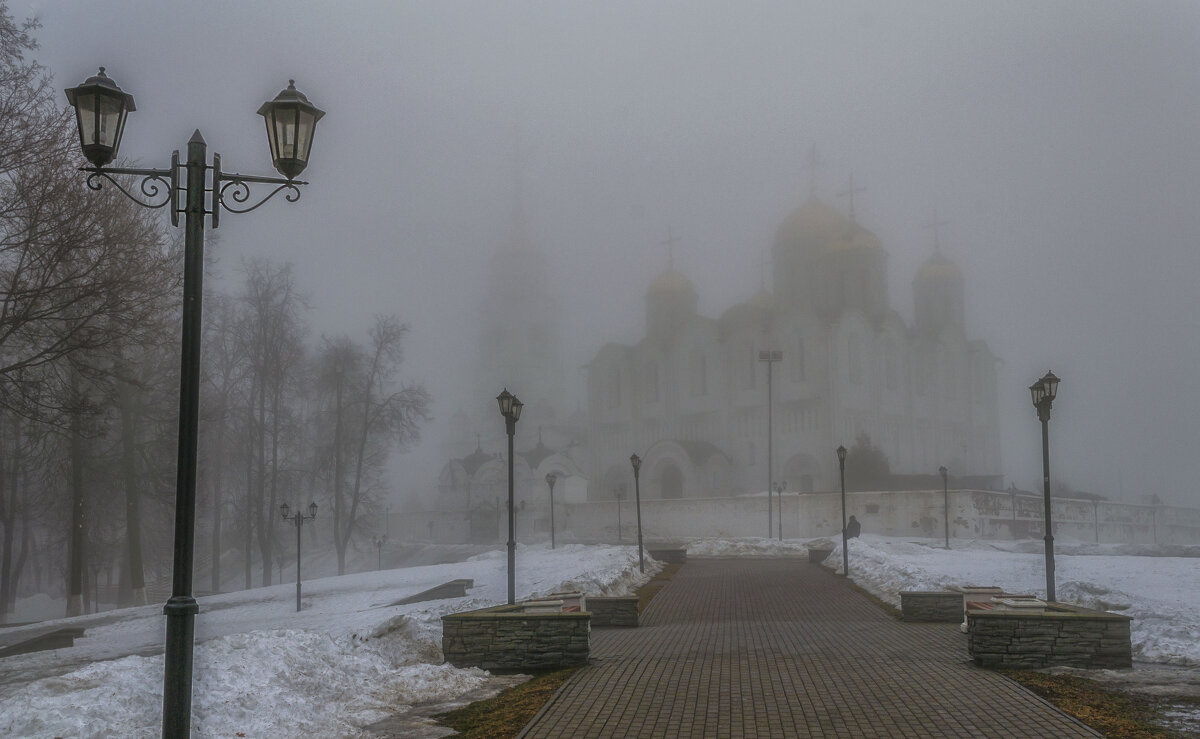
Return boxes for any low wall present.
[967,604,1132,669]
[442,605,590,671]
[588,596,639,628]
[899,591,963,622]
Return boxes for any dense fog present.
[15,0,1200,509]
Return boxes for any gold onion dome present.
[648,268,697,297]
[829,224,884,254]
[774,197,849,256]
[916,251,962,281]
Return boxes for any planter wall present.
[967,604,1132,669]
[899,591,963,622]
[442,605,590,671]
[587,596,639,628]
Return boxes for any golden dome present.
[774,197,849,256]
[828,224,885,254]
[648,269,697,296]
[916,252,962,281]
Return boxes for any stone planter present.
[899,591,963,622]
[967,602,1132,669]
[587,596,639,628]
[442,604,590,672]
[807,547,833,564]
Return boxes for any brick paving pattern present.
[520,558,1099,738]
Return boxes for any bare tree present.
[317,316,429,575]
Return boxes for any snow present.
[6,534,1200,735]
[0,543,659,738]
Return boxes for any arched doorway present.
[661,464,683,499]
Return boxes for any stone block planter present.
[647,546,687,564]
[442,604,590,672]
[899,591,963,622]
[807,547,834,564]
[967,602,1132,669]
[587,596,639,628]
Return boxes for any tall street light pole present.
[65,70,322,739]
[545,473,557,550]
[373,535,388,570]
[773,481,786,540]
[759,350,782,539]
[939,466,949,549]
[1030,371,1061,602]
[630,454,645,574]
[280,502,318,612]
[614,484,625,542]
[837,445,848,576]
[496,389,523,605]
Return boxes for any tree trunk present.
[332,375,347,575]
[243,402,254,590]
[66,401,85,617]
[210,418,223,594]
[255,374,271,586]
[118,378,146,606]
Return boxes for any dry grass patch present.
[638,562,682,613]
[433,667,578,738]
[1002,670,1185,738]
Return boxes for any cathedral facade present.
[585,196,1001,500]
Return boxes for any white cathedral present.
[584,194,1001,501]
[439,180,1001,531]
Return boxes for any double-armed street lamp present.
[837,444,849,576]
[65,68,323,739]
[373,535,388,570]
[630,454,645,574]
[1030,370,1061,601]
[939,466,950,549]
[497,389,524,605]
[545,473,558,549]
[772,480,786,540]
[280,502,318,613]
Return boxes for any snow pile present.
[819,534,1200,667]
[686,537,810,557]
[0,542,654,737]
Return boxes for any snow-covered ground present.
[0,543,658,738]
[5,535,1199,737]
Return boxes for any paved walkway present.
[520,558,1099,738]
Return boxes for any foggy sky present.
[16,0,1200,505]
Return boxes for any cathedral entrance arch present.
[661,464,683,499]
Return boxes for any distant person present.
[844,515,861,539]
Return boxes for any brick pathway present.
[519,558,1099,738]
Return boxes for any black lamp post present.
[545,473,558,549]
[65,69,322,739]
[630,454,645,574]
[837,445,848,576]
[373,535,388,570]
[614,484,626,542]
[777,482,787,539]
[496,388,523,605]
[1030,370,1061,601]
[939,466,949,549]
[280,501,318,613]
[758,349,782,539]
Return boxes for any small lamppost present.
[280,502,318,613]
[759,349,782,539]
[837,445,849,576]
[496,388,523,605]
[66,69,322,739]
[939,466,950,549]
[545,473,558,549]
[373,535,388,570]
[630,454,645,573]
[1030,370,1061,601]
[614,484,626,542]
[772,480,786,540]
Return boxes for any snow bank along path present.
[0,543,658,738]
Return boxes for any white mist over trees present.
[0,3,429,619]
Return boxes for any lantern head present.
[65,67,136,168]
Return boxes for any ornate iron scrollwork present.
[84,169,174,210]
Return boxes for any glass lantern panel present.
[295,109,315,163]
[274,107,298,160]
[74,93,97,146]
[97,94,124,148]
[263,111,279,161]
